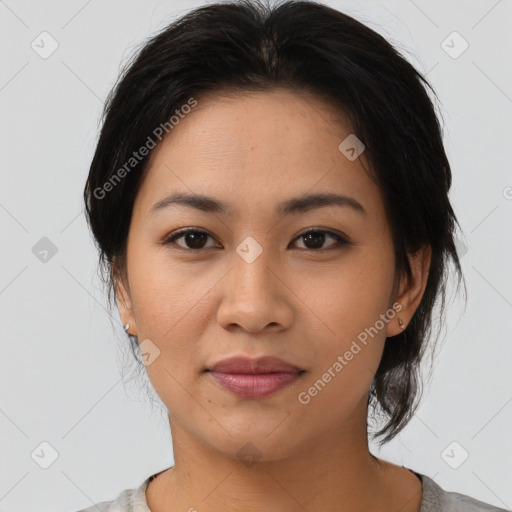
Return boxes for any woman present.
[78,0,507,510]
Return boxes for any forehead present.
[134,88,381,220]
[149,88,352,166]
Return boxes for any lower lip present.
[208,371,301,398]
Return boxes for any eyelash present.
[161,227,350,252]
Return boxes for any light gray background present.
[1,0,511,510]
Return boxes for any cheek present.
[125,247,214,379]
[128,240,209,325]
[295,248,395,343]
[295,268,390,417]
[134,293,213,412]
[293,248,394,397]
[295,343,382,430]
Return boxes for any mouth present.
[204,354,306,399]
[206,370,305,399]
[206,354,303,374]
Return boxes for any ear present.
[386,244,431,337]
[112,257,137,336]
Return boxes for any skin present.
[114,88,431,512]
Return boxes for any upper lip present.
[207,355,302,374]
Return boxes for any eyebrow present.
[149,191,366,217]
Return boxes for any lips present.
[207,355,302,374]
[205,355,304,399]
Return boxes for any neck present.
[146,398,422,512]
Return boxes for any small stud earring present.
[124,323,130,332]
[398,318,405,329]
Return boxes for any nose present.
[216,247,294,334]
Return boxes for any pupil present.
[304,232,324,249]
[186,232,207,249]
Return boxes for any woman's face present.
[115,89,429,461]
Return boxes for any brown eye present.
[163,229,218,250]
[292,229,349,251]
[162,227,349,252]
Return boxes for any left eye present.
[162,228,348,251]
[293,228,348,250]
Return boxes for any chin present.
[203,426,303,465]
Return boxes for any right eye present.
[162,228,220,251]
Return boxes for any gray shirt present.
[75,469,510,512]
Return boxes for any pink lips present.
[206,355,303,399]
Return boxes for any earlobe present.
[386,245,431,338]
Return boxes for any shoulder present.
[73,498,114,512]
[419,473,510,512]
[72,476,151,512]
